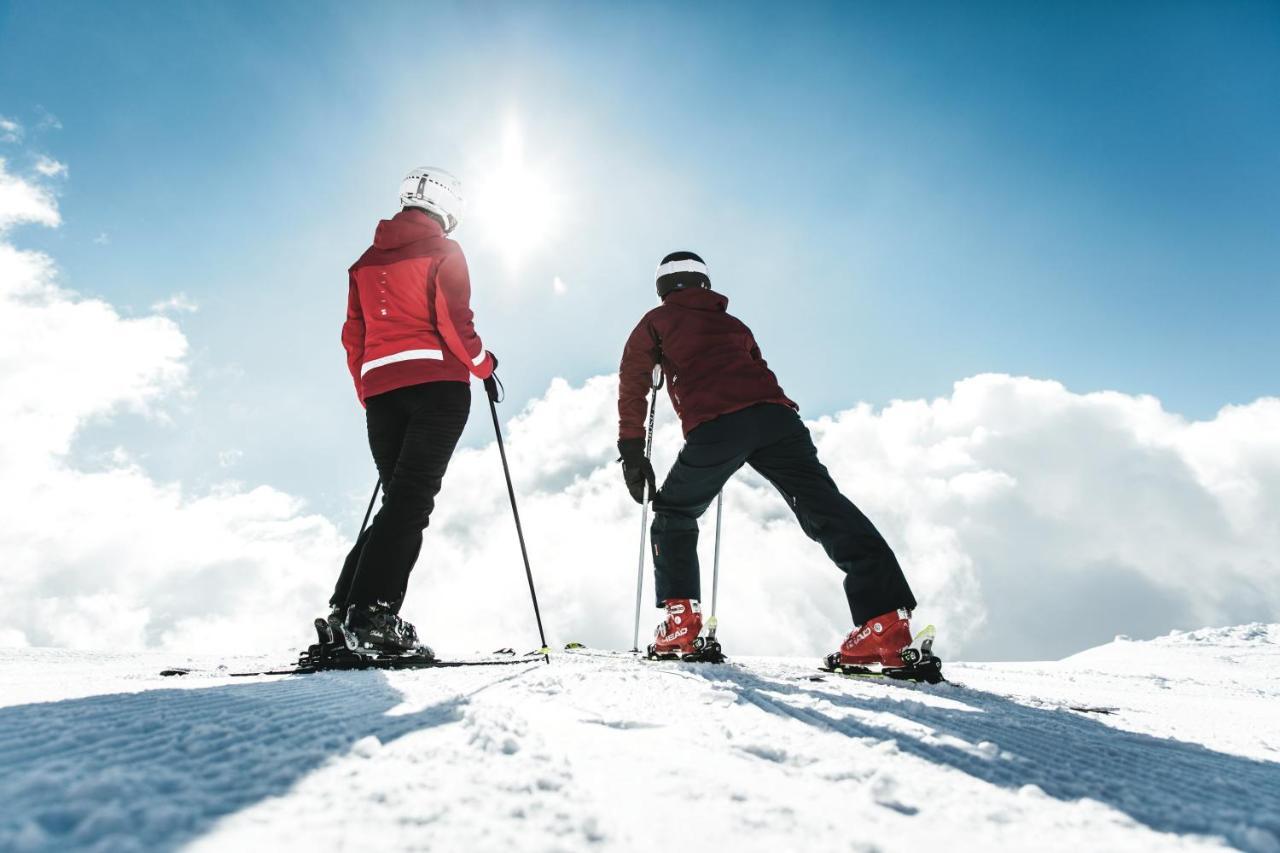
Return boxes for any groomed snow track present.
[1,631,1278,852]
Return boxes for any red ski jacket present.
[342,209,494,404]
[618,288,796,440]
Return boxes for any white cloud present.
[0,158,60,232]
[0,158,345,654]
[35,107,61,132]
[34,156,67,178]
[0,117,22,143]
[151,292,199,314]
[553,275,568,295]
[93,232,110,245]
[403,374,1279,661]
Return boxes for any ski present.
[815,658,945,684]
[160,618,536,678]
[558,641,723,663]
[557,645,638,661]
[233,655,533,677]
[158,650,535,676]
[160,654,534,678]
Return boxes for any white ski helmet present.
[399,167,463,234]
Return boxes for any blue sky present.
[2,0,1277,523]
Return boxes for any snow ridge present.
[1152,623,1277,646]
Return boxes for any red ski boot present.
[824,609,942,683]
[646,599,722,661]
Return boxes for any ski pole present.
[487,383,550,665]
[631,364,664,653]
[358,479,381,538]
[708,490,723,641]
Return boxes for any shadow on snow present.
[0,669,522,851]
[696,666,1280,852]
[5,659,1279,851]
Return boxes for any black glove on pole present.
[483,352,502,403]
[617,439,655,504]
[630,364,664,653]
[486,366,550,664]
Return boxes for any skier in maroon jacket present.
[326,167,497,658]
[618,251,927,674]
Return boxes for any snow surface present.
[2,626,1278,852]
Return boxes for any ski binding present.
[646,634,726,664]
[820,624,944,684]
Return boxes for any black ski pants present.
[330,381,470,612]
[650,403,916,625]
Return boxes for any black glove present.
[482,352,501,402]
[618,437,656,504]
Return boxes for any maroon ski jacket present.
[341,209,494,404]
[618,288,796,440]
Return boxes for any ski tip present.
[564,642,586,650]
[817,656,945,685]
[159,668,191,677]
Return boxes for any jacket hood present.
[664,287,728,312]
[373,208,444,250]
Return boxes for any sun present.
[469,118,562,273]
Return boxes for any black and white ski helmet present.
[655,251,710,299]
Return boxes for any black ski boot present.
[344,602,434,659]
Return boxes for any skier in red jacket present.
[618,252,927,675]
[327,167,497,657]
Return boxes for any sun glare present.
[470,118,562,273]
